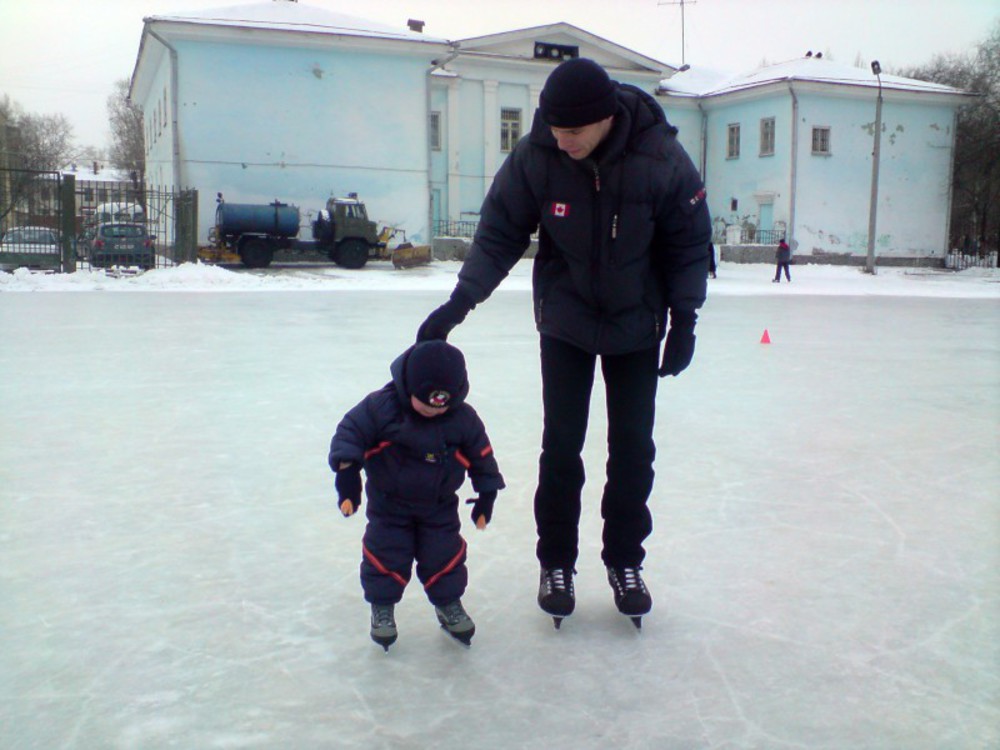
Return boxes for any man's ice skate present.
[370,603,398,652]
[606,566,652,629]
[435,599,476,646]
[538,567,575,629]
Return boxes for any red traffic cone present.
[760,329,771,344]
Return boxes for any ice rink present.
[1,262,998,749]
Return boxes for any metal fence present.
[433,219,478,238]
[945,251,998,270]
[1,168,197,273]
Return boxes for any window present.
[811,126,831,155]
[760,117,775,156]
[501,108,522,152]
[727,124,741,159]
[429,112,441,151]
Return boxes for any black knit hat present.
[539,58,618,128]
[405,340,468,408]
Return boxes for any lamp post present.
[865,60,883,274]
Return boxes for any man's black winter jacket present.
[455,84,712,355]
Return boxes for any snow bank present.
[0,260,997,299]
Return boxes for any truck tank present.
[215,201,300,238]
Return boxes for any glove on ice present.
[659,309,697,377]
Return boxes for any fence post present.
[60,174,76,273]
[175,189,198,263]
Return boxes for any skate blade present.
[440,624,474,646]
[371,634,397,652]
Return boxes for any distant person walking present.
[773,238,791,283]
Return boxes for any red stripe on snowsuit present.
[362,543,409,587]
[454,450,470,469]
[423,538,467,591]
[364,441,392,460]
[479,444,493,458]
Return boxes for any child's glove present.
[465,490,497,530]
[335,462,362,517]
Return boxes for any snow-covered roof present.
[146,1,447,45]
[660,55,970,99]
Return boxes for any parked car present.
[0,225,62,272]
[86,223,155,270]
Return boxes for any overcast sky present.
[1,0,996,150]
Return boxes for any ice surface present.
[1,262,998,749]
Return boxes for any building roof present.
[660,55,970,99]
[145,1,447,44]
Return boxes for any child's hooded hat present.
[404,340,468,408]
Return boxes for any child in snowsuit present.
[329,340,504,650]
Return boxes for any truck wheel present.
[335,239,369,269]
[241,238,274,268]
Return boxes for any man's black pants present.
[534,335,659,570]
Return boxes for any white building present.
[130,1,969,264]
[659,56,972,263]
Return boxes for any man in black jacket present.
[417,58,711,628]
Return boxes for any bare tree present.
[107,79,145,185]
[0,95,75,225]
[901,21,1000,252]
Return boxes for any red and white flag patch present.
[551,202,570,218]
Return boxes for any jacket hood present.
[389,343,469,412]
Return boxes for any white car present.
[0,225,61,272]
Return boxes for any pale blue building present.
[131,2,968,263]
[659,57,971,263]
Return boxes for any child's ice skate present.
[434,599,476,646]
[370,603,398,651]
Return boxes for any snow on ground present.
[1,260,998,749]
[1,258,998,298]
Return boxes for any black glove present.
[417,288,475,342]
[659,309,697,377]
[465,490,497,529]
[335,462,362,517]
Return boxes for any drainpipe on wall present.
[696,100,708,181]
[787,81,799,251]
[146,26,182,191]
[943,108,959,257]
[426,45,460,242]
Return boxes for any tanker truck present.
[202,193,431,269]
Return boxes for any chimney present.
[407,19,425,33]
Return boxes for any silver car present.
[0,226,62,272]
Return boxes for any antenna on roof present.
[658,0,697,67]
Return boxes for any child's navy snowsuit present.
[329,347,504,607]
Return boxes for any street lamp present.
[865,60,883,274]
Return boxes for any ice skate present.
[370,603,398,651]
[606,566,652,629]
[538,567,575,629]
[435,599,476,646]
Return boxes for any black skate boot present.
[370,603,398,652]
[538,567,575,629]
[606,566,652,629]
[435,599,476,646]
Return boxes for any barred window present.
[760,117,775,156]
[501,108,522,152]
[429,112,441,151]
[727,123,741,159]
[812,126,831,155]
